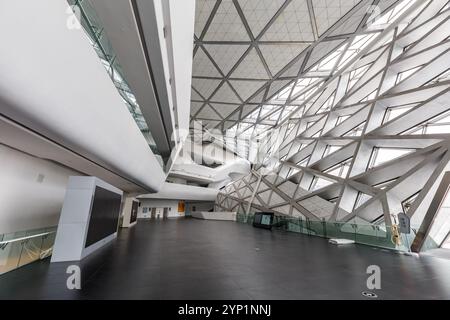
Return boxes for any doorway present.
[163,207,169,219]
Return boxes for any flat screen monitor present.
[253,212,274,230]
[85,186,122,248]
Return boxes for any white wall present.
[120,196,138,228]
[185,202,215,215]
[139,182,219,201]
[138,199,185,219]
[166,0,196,138]
[0,0,165,192]
[0,145,79,234]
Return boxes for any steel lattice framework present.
[191,0,410,137]
[213,0,450,245]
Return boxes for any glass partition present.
[236,213,421,253]
[66,0,164,167]
[0,227,57,275]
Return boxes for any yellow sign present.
[178,201,185,213]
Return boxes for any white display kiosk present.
[51,176,123,262]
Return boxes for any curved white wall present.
[171,157,251,188]
[139,182,219,201]
[0,0,165,192]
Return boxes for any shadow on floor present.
[1,218,450,300]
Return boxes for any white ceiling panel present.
[191,0,387,132]
[261,0,315,41]
[210,82,242,103]
[204,44,249,75]
[259,43,310,75]
[230,80,266,101]
[312,0,361,36]
[210,103,241,119]
[192,47,221,77]
[196,104,222,120]
[231,48,270,79]
[238,0,286,38]
[195,0,217,37]
[203,0,250,41]
[192,78,222,99]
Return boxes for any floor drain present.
[362,291,378,298]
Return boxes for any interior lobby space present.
[1,0,450,302]
[2,219,450,300]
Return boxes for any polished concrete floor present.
[1,218,450,300]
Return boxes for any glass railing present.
[66,0,164,166]
[0,226,57,275]
[236,214,418,252]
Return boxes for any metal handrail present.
[0,231,56,246]
[235,213,418,252]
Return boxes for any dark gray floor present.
[1,218,450,300]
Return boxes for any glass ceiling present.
[220,0,416,156]
[232,0,417,140]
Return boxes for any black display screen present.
[130,200,139,223]
[85,186,122,248]
[253,212,274,230]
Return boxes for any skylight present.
[231,0,416,140]
[403,110,450,135]
[383,104,416,124]
[368,147,415,169]
[310,176,334,191]
[68,0,162,163]
[212,0,424,162]
[325,159,352,178]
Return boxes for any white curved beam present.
[139,182,219,201]
[0,0,165,192]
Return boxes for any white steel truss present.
[214,0,450,248]
[192,1,407,128]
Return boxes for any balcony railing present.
[236,213,420,252]
[0,227,57,275]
